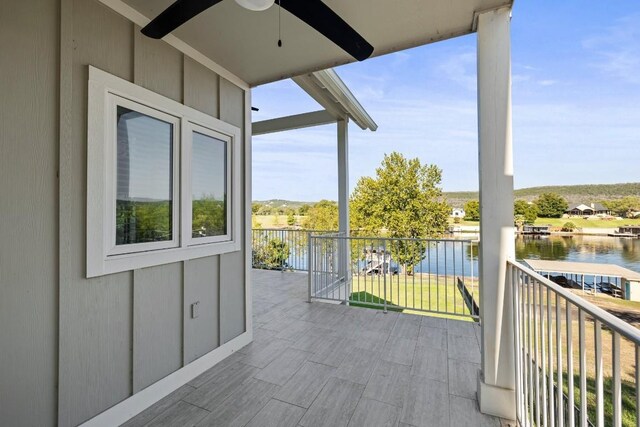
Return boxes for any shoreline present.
[454,227,636,238]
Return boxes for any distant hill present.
[445,183,640,207]
[255,183,640,210]
[253,199,309,211]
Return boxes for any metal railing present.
[251,228,334,271]
[308,233,479,319]
[510,260,640,427]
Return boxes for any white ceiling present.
[124,0,513,86]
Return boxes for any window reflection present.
[192,132,227,238]
[116,106,173,245]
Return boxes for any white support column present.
[476,7,516,420]
[337,119,350,295]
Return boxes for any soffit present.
[123,0,513,86]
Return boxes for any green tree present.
[303,200,338,230]
[252,236,290,270]
[534,193,568,218]
[259,206,272,215]
[287,212,295,226]
[464,200,480,222]
[298,204,311,216]
[350,152,450,274]
[192,197,226,237]
[251,202,263,214]
[514,200,538,224]
[603,196,640,217]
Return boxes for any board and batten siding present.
[0,1,60,425]
[1,0,248,426]
[58,2,249,426]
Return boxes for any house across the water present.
[451,208,466,218]
[566,202,610,216]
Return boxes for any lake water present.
[262,231,640,277]
[376,235,640,279]
[515,235,640,273]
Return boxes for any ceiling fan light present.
[234,0,274,11]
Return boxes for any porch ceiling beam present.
[251,110,335,136]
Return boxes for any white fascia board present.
[292,74,346,119]
[313,69,378,131]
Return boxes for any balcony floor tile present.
[121,269,501,427]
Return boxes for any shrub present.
[561,222,577,232]
[253,236,290,270]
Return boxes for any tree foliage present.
[534,193,568,218]
[602,196,640,217]
[303,200,339,231]
[350,152,450,273]
[252,236,290,270]
[116,200,172,244]
[514,200,538,224]
[298,204,311,216]
[463,200,480,222]
[192,198,226,237]
[287,212,296,226]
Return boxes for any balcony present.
[122,269,501,427]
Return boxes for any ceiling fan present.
[141,0,374,61]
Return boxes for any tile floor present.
[121,270,501,427]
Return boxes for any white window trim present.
[87,66,241,278]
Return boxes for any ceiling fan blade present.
[141,0,224,39]
[279,0,373,61]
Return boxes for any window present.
[187,125,230,244]
[87,66,241,277]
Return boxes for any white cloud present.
[582,13,640,84]
[437,50,477,91]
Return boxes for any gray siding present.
[0,0,247,426]
[0,1,59,426]
[184,57,220,118]
[133,263,184,393]
[58,2,248,425]
[58,2,136,424]
[184,257,220,364]
[219,79,247,344]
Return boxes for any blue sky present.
[251,1,640,202]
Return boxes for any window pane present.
[192,132,227,238]
[116,106,173,245]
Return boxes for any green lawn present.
[534,217,640,229]
[252,214,305,229]
[451,218,640,229]
[349,273,479,321]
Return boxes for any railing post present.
[307,232,312,303]
[510,264,521,424]
[341,236,349,306]
[383,238,387,313]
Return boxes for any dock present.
[524,259,640,300]
[521,225,551,235]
